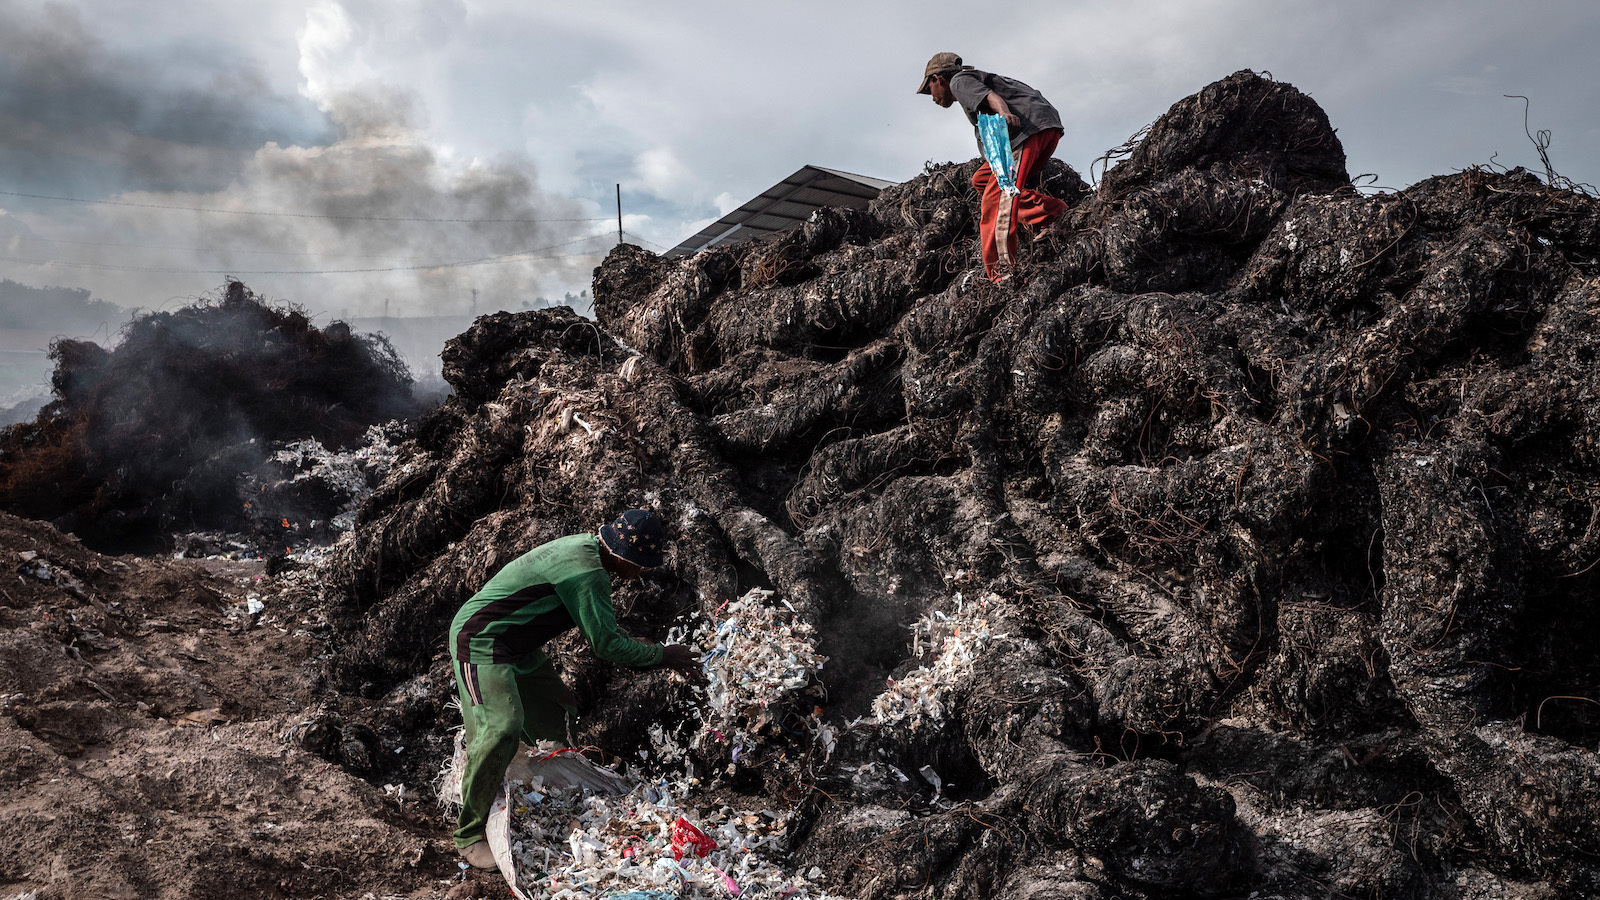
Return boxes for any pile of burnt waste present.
[0,281,421,554]
[325,71,1600,898]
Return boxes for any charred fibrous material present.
[0,281,419,552]
[329,71,1600,898]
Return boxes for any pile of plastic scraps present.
[692,588,827,743]
[869,592,1001,728]
[173,530,254,560]
[501,769,837,899]
[843,760,911,791]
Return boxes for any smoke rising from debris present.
[0,281,422,553]
[0,0,609,319]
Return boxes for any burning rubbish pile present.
[258,422,404,540]
[303,69,1600,898]
[0,281,421,553]
[176,423,404,562]
[693,588,828,748]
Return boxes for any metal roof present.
[666,165,897,258]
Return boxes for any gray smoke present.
[168,85,603,315]
[0,0,607,326]
[0,0,334,195]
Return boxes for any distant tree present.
[0,280,124,333]
[517,291,590,312]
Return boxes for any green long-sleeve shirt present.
[448,534,663,668]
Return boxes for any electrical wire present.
[5,229,669,259]
[0,188,612,224]
[0,233,617,275]
[3,233,479,262]
[623,231,669,252]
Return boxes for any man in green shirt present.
[449,508,699,868]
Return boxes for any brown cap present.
[917,52,962,94]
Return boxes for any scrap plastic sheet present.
[443,738,838,899]
[645,589,830,777]
[977,114,1019,195]
[869,592,1001,727]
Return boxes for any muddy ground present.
[4,69,1600,900]
[0,511,482,899]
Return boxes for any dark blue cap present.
[599,509,667,568]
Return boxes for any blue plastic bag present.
[977,113,1019,195]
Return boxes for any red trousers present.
[972,127,1068,283]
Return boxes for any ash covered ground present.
[4,70,1600,899]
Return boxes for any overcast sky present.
[1,0,1597,321]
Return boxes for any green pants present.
[452,652,575,848]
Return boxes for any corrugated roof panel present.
[743,213,803,232]
[813,167,897,191]
[764,199,829,219]
[667,164,898,258]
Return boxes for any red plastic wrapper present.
[670,816,719,861]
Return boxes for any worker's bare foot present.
[458,839,497,870]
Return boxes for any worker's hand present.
[984,91,1021,130]
[659,644,706,683]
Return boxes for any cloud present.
[0,0,609,325]
[0,0,334,195]
[5,82,607,320]
[0,207,39,245]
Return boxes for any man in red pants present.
[918,52,1069,283]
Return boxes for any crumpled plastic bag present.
[671,816,719,861]
[978,113,1020,195]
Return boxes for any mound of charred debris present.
[0,281,420,554]
[318,71,1600,898]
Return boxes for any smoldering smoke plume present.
[55,86,603,317]
[0,0,333,195]
[0,2,605,318]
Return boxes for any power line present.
[623,230,669,252]
[0,188,612,224]
[6,226,645,262]
[3,233,473,262]
[9,229,656,258]
[0,234,618,276]
[0,251,608,275]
